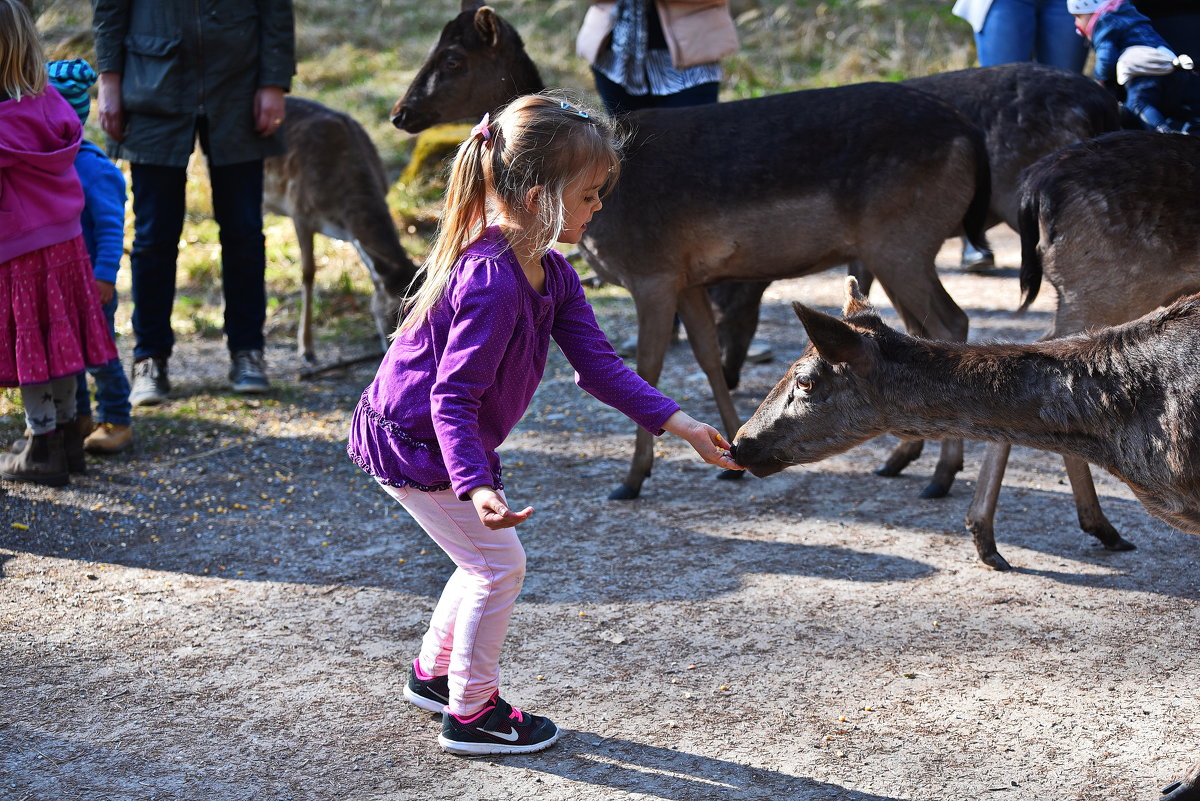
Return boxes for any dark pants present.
[129,124,267,361]
[75,293,133,426]
[591,67,720,117]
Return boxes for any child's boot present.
[0,430,69,487]
[84,423,133,455]
[60,418,88,474]
[9,428,32,454]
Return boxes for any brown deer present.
[730,276,1200,801]
[712,61,1121,394]
[959,130,1200,571]
[263,96,419,363]
[393,1,992,501]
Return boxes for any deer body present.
[264,97,418,362]
[395,3,991,500]
[713,61,1121,393]
[732,279,1200,550]
[963,131,1200,570]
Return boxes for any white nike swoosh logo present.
[480,727,520,742]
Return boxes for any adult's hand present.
[96,72,124,142]
[254,86,287,137]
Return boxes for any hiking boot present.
[229,350,270,394]
[130,358,170,406]
[84,423,133,455]
[439,693,560,755]
[0,430,69,488]
[746,339,774,364]
[74,414,94,438]
[960,241,995,273]
[60,418,87,474]
[403,659,450,713]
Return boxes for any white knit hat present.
[1066,0,1108,13]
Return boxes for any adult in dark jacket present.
[91,0,296,403]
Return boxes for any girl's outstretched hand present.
[468,486,534,530]
[662,410,744,471]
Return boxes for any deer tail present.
[961,126,992,256]
[1017,184,1044,314]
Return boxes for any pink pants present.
[381,483,526,717]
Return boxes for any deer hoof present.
[1162,780,1200,801]
[608,483,640,501]
[716,468,743,482]
[1087,524,1137,551]
[1103,535,1137,552]
[919,481,950,499]
[874,464,902,478]
[302,351,317,365]
[980,552,1013,572]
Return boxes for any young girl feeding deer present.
[347,92,741,755]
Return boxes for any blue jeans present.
[975,0,1089,71]
[591,67,719,117]
[76,293,133,426]
[129,122,267,361]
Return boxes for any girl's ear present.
[524,185,543,213]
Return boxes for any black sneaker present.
[439,693,559,755]
[229,349,270,394]
[403,659,449,713]
[130,357,170,406]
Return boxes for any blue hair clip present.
[559,100,590,119]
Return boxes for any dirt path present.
[2,229,1197,801]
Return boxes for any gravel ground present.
[2,229,1198,801]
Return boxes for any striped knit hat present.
[46,59,97,124]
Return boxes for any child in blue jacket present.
[46,59,134,454]
[1070,0,1196,133]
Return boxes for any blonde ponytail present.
[396,133,492,337]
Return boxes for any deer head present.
[391,2,544,133]
[732,277,893,476]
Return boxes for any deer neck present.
[884,339,1136,468]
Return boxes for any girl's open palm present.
[470,487,534,530]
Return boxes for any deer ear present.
[793,302,874,371]
[474,6,501,46]
[461,0,486,12]
[842,275,873,317]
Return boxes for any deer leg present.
[677,285,743,483]
[610,284,679,501]
[870,253,970,498]
[1062,455,1137,552]
[295,221,318,364]
[965,441,1013,571]
[847,260,875,296]
[709,280,770,391]
[875,439,924,477]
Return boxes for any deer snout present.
[390,103,411,131]
[729,434,787,479]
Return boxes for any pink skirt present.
[0,236,118,388]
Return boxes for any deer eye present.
[796,377,813,393]
[443,55,464,71]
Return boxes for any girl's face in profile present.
[556,163,610,245]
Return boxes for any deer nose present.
[391,106,410,130]
[728,441,741,465]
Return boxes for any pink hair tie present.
[470,112,492,144]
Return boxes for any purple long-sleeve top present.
[347,227,680,499]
